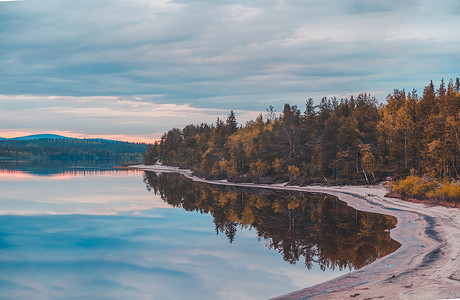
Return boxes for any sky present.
[0,0,459,142]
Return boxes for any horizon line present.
[0,131,159,144]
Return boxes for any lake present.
[0,162,399,299]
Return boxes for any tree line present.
[0,138,147,161]
[144,78,460,185]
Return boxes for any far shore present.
[131,164,460,299]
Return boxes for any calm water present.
[0,164,399,300]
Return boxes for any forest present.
[0,138,147,161]
[144,78,460,202]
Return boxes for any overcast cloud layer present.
[0,0,459,140]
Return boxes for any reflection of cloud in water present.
[0,211,346,300]
[0,170,352,299]
[0,170,171,215]
[0,169,144,181]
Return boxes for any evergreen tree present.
[226,110,238,134]
[143,77,460,182]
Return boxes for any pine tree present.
[226,110,238,134]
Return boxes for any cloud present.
[0,94,260,141]
[0,0,458,137]
[346,0,417,14]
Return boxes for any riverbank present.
[132,164,460,299]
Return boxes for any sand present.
[132,164,460,299]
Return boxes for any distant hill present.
[10,134,72,141]
[6,134,132,143]
[0,135,147,161]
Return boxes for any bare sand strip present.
[132,164,460,299]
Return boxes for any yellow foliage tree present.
[359,143,377,181]
[250,160,270,177]
[272,157,286,174]
[288,165,301,180]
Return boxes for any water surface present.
[0,165,399,299]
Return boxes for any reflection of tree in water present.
[144,172,400,271]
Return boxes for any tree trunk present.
[362,166,369,184]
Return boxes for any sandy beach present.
[133,164,460,299]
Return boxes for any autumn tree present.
[145,77,460,183]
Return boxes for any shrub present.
[427,181,460,203]
[390,175,438,199]
[390,175,460,204]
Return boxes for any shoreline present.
[132,164,460,299]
